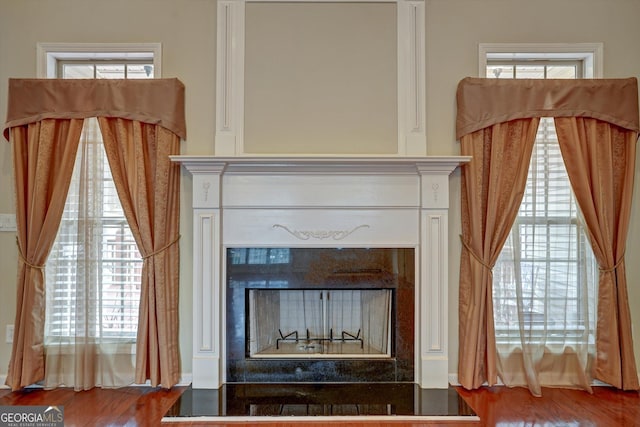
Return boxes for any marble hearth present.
[171,156,470,389]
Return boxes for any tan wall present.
[1,0,639,385]
[244,2,397,154]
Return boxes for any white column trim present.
[397,0,426,155]
[416,159,451,388]
[182,162,225,388]
[418,210,449,387]
[216,0,245,156]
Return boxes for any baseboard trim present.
[448,373,459,386]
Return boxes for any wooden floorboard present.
[2,384,640,426]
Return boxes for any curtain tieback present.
[599,251,626,273]
[16,237,45,270]
[142,234,181,260]
[459,235,492,270]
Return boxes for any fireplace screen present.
[248,289,392,358]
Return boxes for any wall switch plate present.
[0,214,17,232]
[6,325,14,344]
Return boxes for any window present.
[484,50,599,345]
[58,60,154,79]
[37,43,161,78]
[44,48,156,342]
[487,60,582,79]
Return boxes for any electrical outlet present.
[6,325,14,344]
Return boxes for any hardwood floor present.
[1,384,639,426]
[456,385,640,426]
[0,385,186,427]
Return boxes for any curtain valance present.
[456,77,639,139]
[3,78,186,140]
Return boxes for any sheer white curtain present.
[249,290,280,354]
[300,291,323,339]
[358,290,391,354]
[329,290,362,339]
[492,118,598,394]
[44,118,141,390]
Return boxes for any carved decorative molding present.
[273,224,370,241]
[202,181,211,201]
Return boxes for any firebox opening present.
[226,247,415,383]
[248,289,393,358]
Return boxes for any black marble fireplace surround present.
[225,247,415,383]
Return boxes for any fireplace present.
[171,156,469,389]
[226,247,414,382]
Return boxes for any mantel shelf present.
[170,155,471,175]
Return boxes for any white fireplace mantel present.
[171,155,471,389]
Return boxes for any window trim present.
[478,42,603,79]
[36,42,162,78]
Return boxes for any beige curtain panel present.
[457,118,539,391]
[457,77,639,395]
[99,117,182,388]
[3,78,185,391]
[555,117,639,391]
[6,120,84,390]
